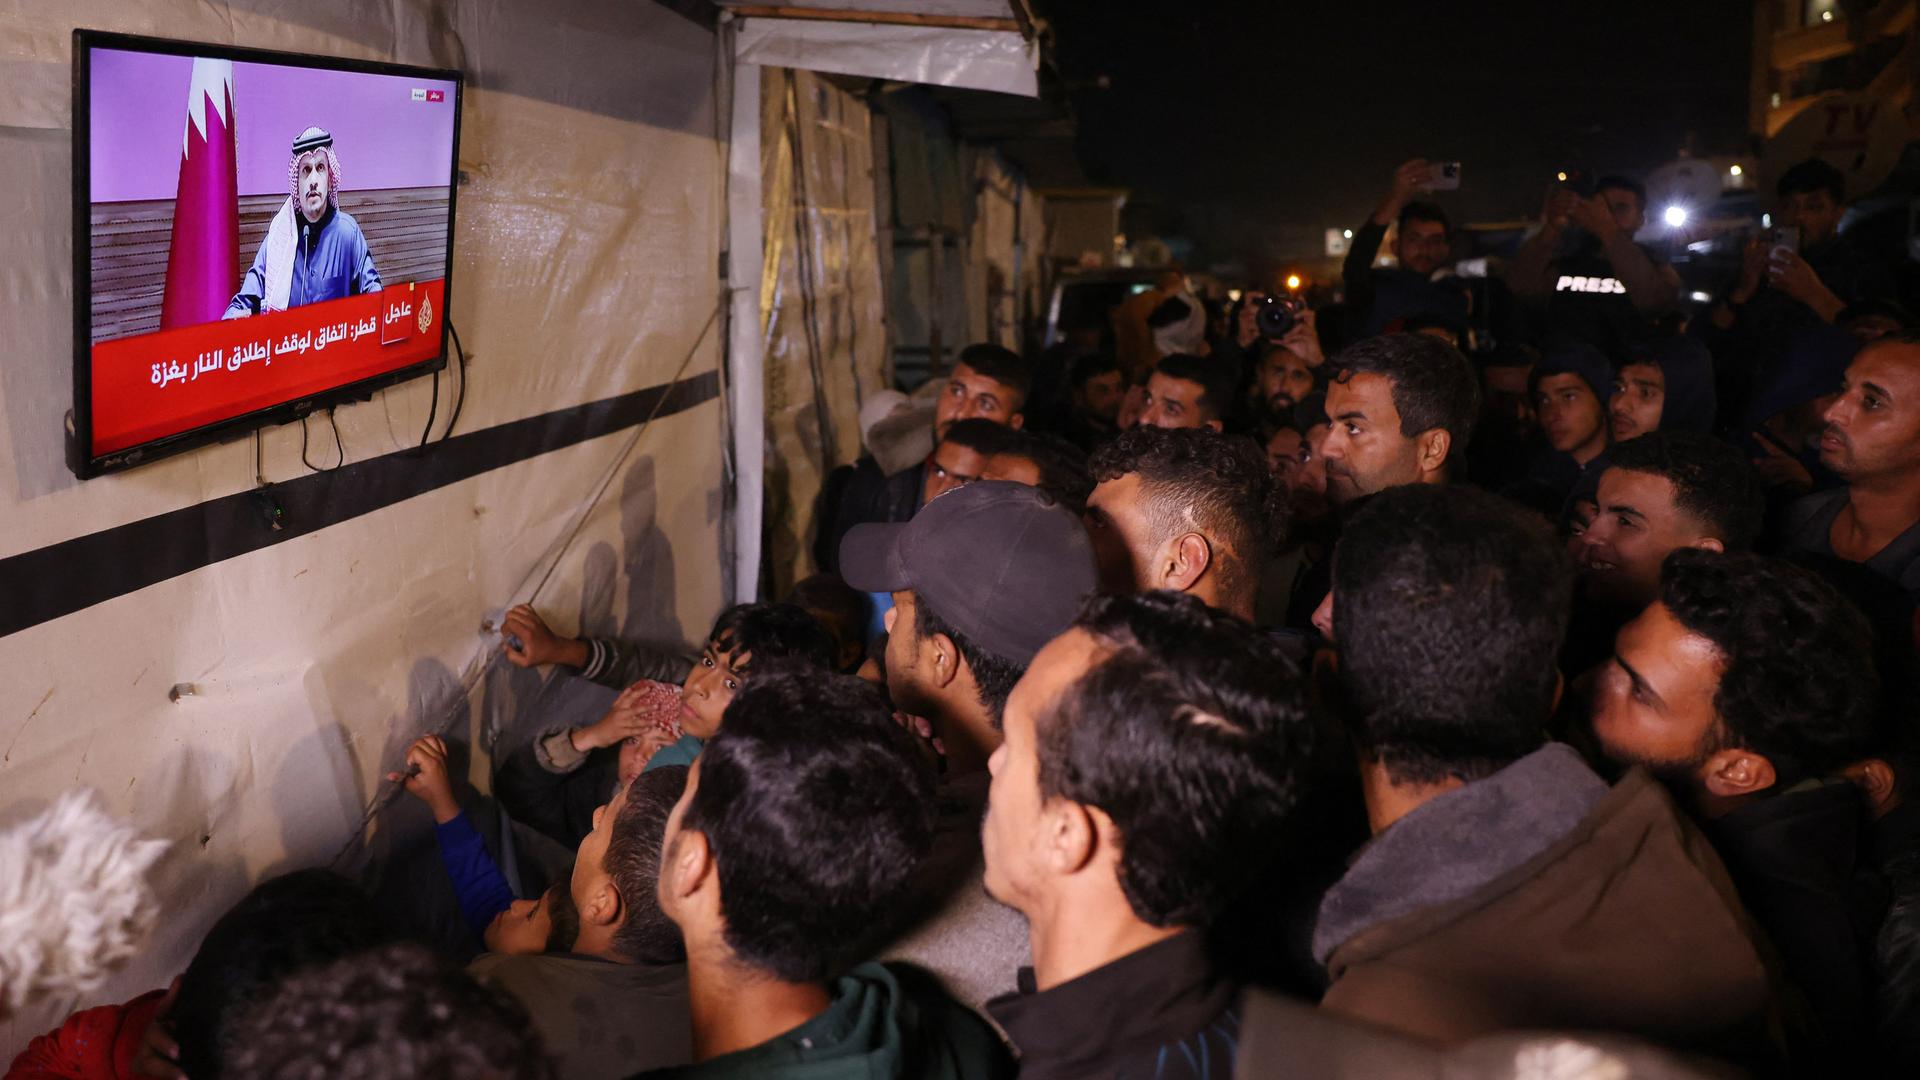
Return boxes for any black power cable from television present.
[414,321,467,449]
[442,322,468,443]
[301,407,345,473]
[417,369,440,449]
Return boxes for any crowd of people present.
[10,155,1920,1079]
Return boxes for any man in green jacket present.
[637,668,1013,1080]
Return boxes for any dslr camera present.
[1257,294,1306,339]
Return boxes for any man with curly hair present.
[224,126,381,317]
[1085,425,1283,621]
[1589,548,1884,1067]
[222,943,552,1080]
[1312,487,1779,1065]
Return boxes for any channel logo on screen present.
[410,88,445,102]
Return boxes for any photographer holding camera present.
[1342,158,1470,340]
[1710,158,1895,334]
[1505,174,1681,357]
[1703,158,1898,423]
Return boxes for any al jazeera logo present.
[417,293,433,335]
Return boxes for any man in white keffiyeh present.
[224,126,382,317]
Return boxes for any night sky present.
[1045,0,1755,272]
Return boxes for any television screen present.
[71,31,462,477]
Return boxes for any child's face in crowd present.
[680,641,748,739]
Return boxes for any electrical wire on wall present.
[441,322,468,442]
[300,408,345,472]
[328,298,724,870]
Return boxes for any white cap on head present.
[858,390,911,446]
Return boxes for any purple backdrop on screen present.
[89,47,456,203]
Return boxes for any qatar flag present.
[159,58,238,330]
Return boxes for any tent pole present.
[725,50,767,603]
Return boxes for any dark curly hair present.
[1329,332,1480,465]
[708,602,838,676]
[1036,591,1310,927]
[1334,485,1571,784]
[1089,425,1285,606]
[169,870,394,1080]
[1660,549,1879,782]
[1607,433,1765,550]
[680,667,935,983]
[603,765,689,965]
[222,943,553,1079]
[996,430,1095,514]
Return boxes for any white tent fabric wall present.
[967,148,1042,351]
[0,0,727,1056]
[757,68,890,596]
[733,19,1037,97]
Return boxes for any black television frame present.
[69,29,464,479]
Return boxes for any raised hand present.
[387,734,460,824]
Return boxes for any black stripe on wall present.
[0,370,722,640]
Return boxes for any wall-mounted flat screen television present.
[70,30,462,477]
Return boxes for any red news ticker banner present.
[90,279,446,456]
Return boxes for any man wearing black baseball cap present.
[840,480,1098,1010]
[842,480,1098,772]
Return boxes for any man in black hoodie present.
[1608,337,1717,442]
[1588,549,1884,1068]
[1510,341,1614,515]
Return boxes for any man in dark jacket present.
[1779,333,1920,602]
[468,765,695,1080]
[844,480,1099,1011]
[1510,340,1614,515]
[1505,176,1682,358]
[641,670,1012,1080]
[815,344,1031,574]
[1588,549,1885,1069]
[1341,160,1469,340]
[1839,740,1920,1070]
[1607,336,1717,442]
[980,592,1311,1079]
[1313,486,1780,1067]
[1706,158,1898,422]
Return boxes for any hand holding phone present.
[1428,161,1462,191]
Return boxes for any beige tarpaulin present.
[757,68,890,595]
[0,0,728,1054]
